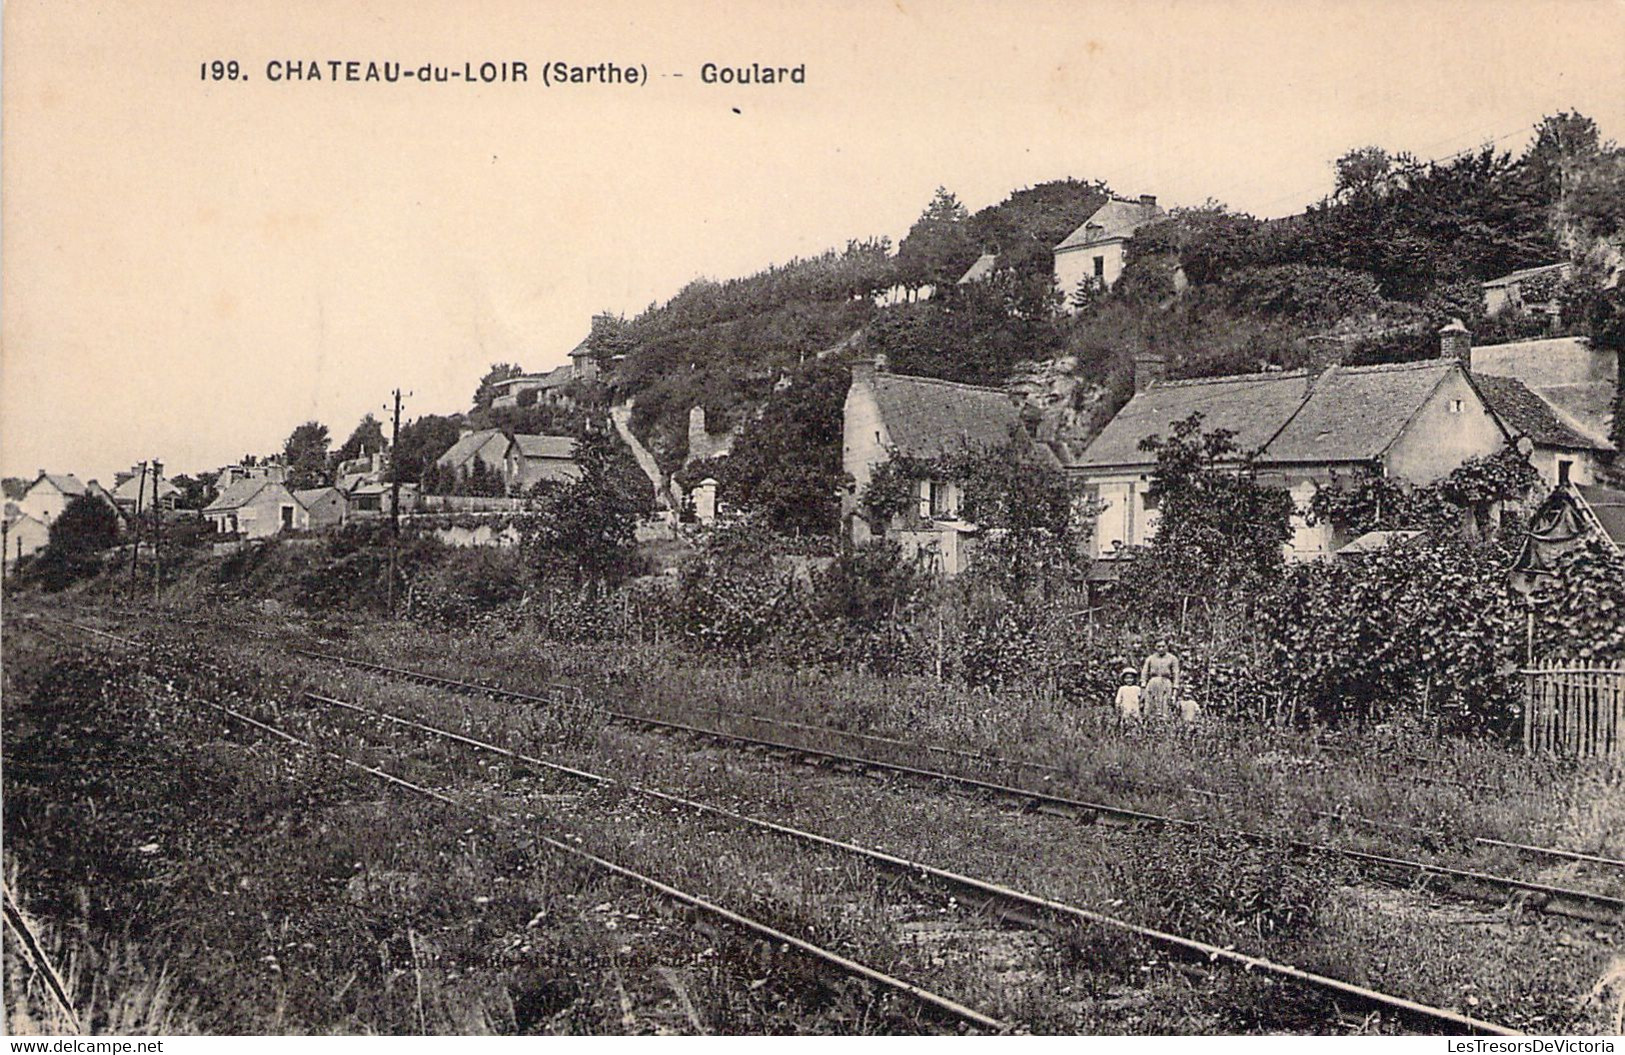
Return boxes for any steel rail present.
[301,687,1521,1037]
[29,608,1578,864]
[33,618,1624,914]
[2,884,83,1033]
[292,647,1625,921]
[179,689,1014,1033]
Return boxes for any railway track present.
[19,610,1595,1033]
[18,611,1621,918]
[38,604,1560,854]
[10,617,1012,1035]
[291,685,1521,1035]
[288,644,1625,924]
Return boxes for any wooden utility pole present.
[389,388,404,537]
[386,388,406,615]
[151,459,163,601]
[128,461,148,587]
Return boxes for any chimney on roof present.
[1133,352,1166,394]
[1439,318,1471,369]
[1139,194,1157,208]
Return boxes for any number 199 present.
[200,60,242,80]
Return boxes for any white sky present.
[4,0,1623,482]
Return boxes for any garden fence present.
[1522,659,1625,763]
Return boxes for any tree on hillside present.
[717,357,851,536]
[472,363,524,412]
[334,413,387,464]
[170,472,218,510]
[282,421,331,490]
[1126,414,1295,607]
[389,414,464,484]
[29,494,121,591]
[525,428,646,585]
[1,477,28,501]
[586,311,635,364]
[1522,111,1605,205]
[895,187,973,292]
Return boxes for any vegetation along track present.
[286,684,1523,1036]
[286,645,1625,925]
[17,613,1013,1035]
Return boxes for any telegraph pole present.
[389,388,404,537]
[386,388,406,615]
[151,458,163,601]
[128,461,148,588]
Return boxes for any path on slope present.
[610,400,669,511]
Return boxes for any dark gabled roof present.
[870,373,1021,460]
[513,434,577,460]
[1054,198,1165,252]
[1073,371,1309,469]
[1474,374,1605,451]
[1078,359,1500,470]
[1577,484,1625,547]
[436,429,509,468]
[204,476,288,513]
[293,486,343,505]
[1261,360,1472,464]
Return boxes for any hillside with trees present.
[587,112,1622,539]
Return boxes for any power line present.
[1247,118,1541,218]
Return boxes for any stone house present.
[1470,334,1616,488]
[1052,195,1164,307]
[489,338,601,408]
[111,465,181,513]
[842,358,1052,576]
[1073,323,1513,561]
[203,475,309,538]
[293,486,349,529]
[3,511,50,567]
[1481,262,1572,322]
[18,472,87,525]
[434,428,580,494]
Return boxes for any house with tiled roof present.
[489,337,603,408]
[18,472,87,526]
[111,465,181,513]
[294,486,349,528]
[1074,323,1513,560]
[1474,374,1611,488]
[1053,194,1164,307]
[1469,334,1616,488]
[3,511,50,567]
[842,357,1052,575]
[434,427,579,495]
[203,474,309,539]
[1482,262,1572,321]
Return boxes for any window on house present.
[281,506,294,530]
[1093,256,1105,278]
[1558,459,1572,485]
[1449,399,1464,414]
[929,479,956,518]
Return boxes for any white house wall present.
[1054,240,1127,308]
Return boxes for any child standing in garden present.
[1114,667,1142,720]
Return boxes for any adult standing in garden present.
[1141,639,1180,720]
